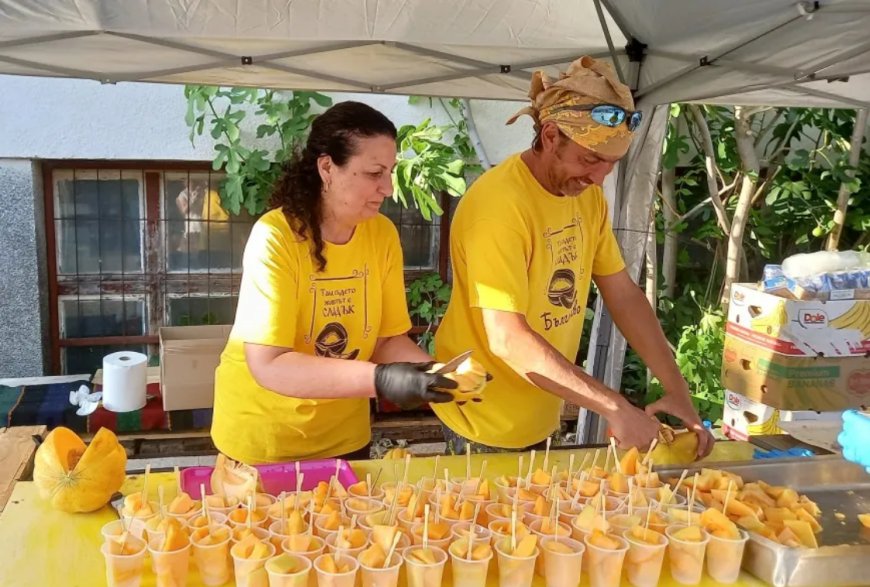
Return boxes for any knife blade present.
[435,350,473,375]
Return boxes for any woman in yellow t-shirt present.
[211,102,455,464]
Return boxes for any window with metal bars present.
[43,162,446,375]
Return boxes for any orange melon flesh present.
[512,534,538,557]
[587,529,620,550]
[336,528,367,549]
[159,522,189,551]
[858,514,870,528]
[782,520,818,548]
[321,512,342,531]
[318,554,350,573]
[232,527,257,543]
[359,543,387,567]
[449,540,491,560]
[672,525,704,542]
[286,534,312,552]
[269,554,305,574]
[233,534,272,559]
[146,516,174,532]
[168,493,196,514]
[228,508,266,525]
[517,488,538,501]
[413,521,451,540]
[619,447,640,476]
[701,508,740,539]
[108,533,144,555]
[543,540,575,554]
[371,525,399,551]
[191,526,230,545]
[629,526,662,544]
[407,548,437,565]
[531,469,551,486]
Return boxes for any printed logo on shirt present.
[540,218,585,331]
[313,322,360,360]
[304,266,373,352]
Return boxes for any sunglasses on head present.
[549,103,643,132]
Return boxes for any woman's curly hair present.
[269,101,397,271]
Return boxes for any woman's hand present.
[374,362,457,409]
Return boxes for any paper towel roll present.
[102,351,148,413]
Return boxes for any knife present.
[435,350,473,375]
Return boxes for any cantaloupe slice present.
[159,520,189,551]
[782,520,818,548]
[628,526,662,544]
[858,514,870,528]
[268,553,305,574]
[513,534,538,557]
[619,447,640,476]
[359,543,386,568]
[531,469,551,486]
[700,508,740,539]
[672,525,704,542]
[794,508,822,533]
[407,548,437,565]
[609,472,629,494]
[168,493,195,514]
[371,525,398,551]
[587,529,620,550]
[763,507,798,523]
[285,534,312,552]
[543,540,575,553]
[533,496,547,517]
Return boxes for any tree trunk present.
[826,108,868,251]
[661,165,678,298]
[689,105,732,235]
[722,106,760,309]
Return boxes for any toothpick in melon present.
[466,525,474,560]
[200,483,212,536]
[401,454,411,491]
[599,479,606,521]
[627,477,634,518]
[158,484,165,520]
[141,464,151,505]
[525,449,536,486]
[472,460,487,496]
[689,472,699,526]
[662,469,688,510]
[644,503,653,530]
[297,472,305,505]
[432,454,440,482]
[423,505,430,549]
[307,499,314,537]
[366,473,372,499]
[723,480,734,519]
[609,437,622,474]
[516,454,524,489]
[576,452,590,479]
[642,439,658,467]
[246,494,254,530]
[280,491,287,535]
[384,531,402,569]
[590,449,601,473]
[567,453,576,480]
[543,437,552,472]
[570,471,585,509]
[603,446,611,475]
[471,502,481,533]
[466,443,472,480]
[510,505,518,552]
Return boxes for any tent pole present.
[592,0,625,83]
[0,54,102,80]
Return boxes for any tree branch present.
[827,108,869,251]
[689,105,732,235]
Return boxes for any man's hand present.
[645,393,714,458]
[374,362,457,410]
[608,401,662,451]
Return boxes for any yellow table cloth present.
[0,442,768,586]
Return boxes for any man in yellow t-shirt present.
[434,56,713,457]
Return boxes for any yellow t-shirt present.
[211,209,411,463]
[433,154,625,448]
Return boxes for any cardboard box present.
[722,334,870,412]
[728,283,870,357]
[159,325,231,411]
[721,389,841,441]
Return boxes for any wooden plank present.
[0,426,46,512]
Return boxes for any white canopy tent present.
[3,0,870,440]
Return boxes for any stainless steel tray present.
[656,455,870,587]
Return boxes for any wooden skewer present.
[200,483,211,536]
[645,504,653,530]
[246,495,254,530]
[471,502,481,533]
[689,473,699,526]
[432,455,440,482]
[590,449,601,475]
[118,515,129,552]
[384,531,402,569]
[516,455,524,489]
[296,473,305,507]
[466,526,474,560]
[663,469,689,509]
[510,506,518,552]
[570,471,585,509]
[279,491,287,535]
[543,437,552,472]
[627,477,634,518]
[466,443,472,481]
[174,466,182,497]
[599,480,607,521]
[366,473,372,499]
[723,480,735,518]
[401,454,411,490]
[609,437,622,474]
[472,460,488,496]
[525,450,536,486]
[567,453,576,480]
[603,448,611,476]
[141,464,151,504]
[576,452,591,479]
[423,505,430,550]
[642,439,658,466]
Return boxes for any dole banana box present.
[728,283,870,357]
[721,389,841,441]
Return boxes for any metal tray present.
[657,455,870,587]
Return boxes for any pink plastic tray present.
[180,458,358,499]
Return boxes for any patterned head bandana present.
[507,56,637,158]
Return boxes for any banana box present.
[728,283,870,357]
[722,334,870,411]
[722,389,841,441]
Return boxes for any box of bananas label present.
[728,283,870,357]
[722,334,870,411]
[721,389,842,441]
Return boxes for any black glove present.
[374,362,457,410]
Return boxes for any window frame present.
[43,161,452,374]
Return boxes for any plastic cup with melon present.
[402,545,448,587]
[622,526,668,587]
[227,506,269,529]
[540,536,584,587]
[314,552,360,587]
[488,518,530,547]
[165,491,201,522]
[268,494,313,520]
[230,532,276,587]
[357,543,403,587]
[494,534,539,587]
[185,511,228,532]
[528,518,571,576]
[281,533,326,587]
[448,537,493,587]
[315,511,352,539]
[348,480,386,501]
[101,533,148,587]
[231,525,271,545]
[345,497,385,519]
[410,518,453,550]
[265,553,312,587]
[701,509,749,584]
[451,521,493,545]
[582,529,629,587]
[381,482,416,508]
[570,504,611,540]
[190,524,232,586]
[665,524,710,585]
[202,492,240,514]
[608,512,644,534]
[147,521,192,587]
[485,501,530,524]
[120,494,159,533]
[325,527,368,558]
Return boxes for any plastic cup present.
[102,519,148,543]
[448,539,492,587]
[345,498,385,519]
[190,526,232,586]
[528,519,571,575]
[522,510,548,527]
[120,502,159,535]
[325,531,367,558]
[623,528,668,587]
[402,545,448,587]
[494,537,538,587]
[313,552,360,587]
[558,504,584,527]
[665,525,710,585]
[148,536,192,587]
[282,534,326,587]
[269,520,301,552]
[583,533,628,587]
[186,511,229,531]
[540,536,584,587]
[232,526,272,545]
[451,521,493,545]
[609,513,644,534]
[101,540,147,587]
[228,508,270,529]
[396,509,422,533]
[706,528,749,584]
[485,502,530,524]
[357,551,402,587]
[488,520,530,547]
[410,521,452,550]
[266,553,312,587]
[314,515,351,539]
[231,539,277,587]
